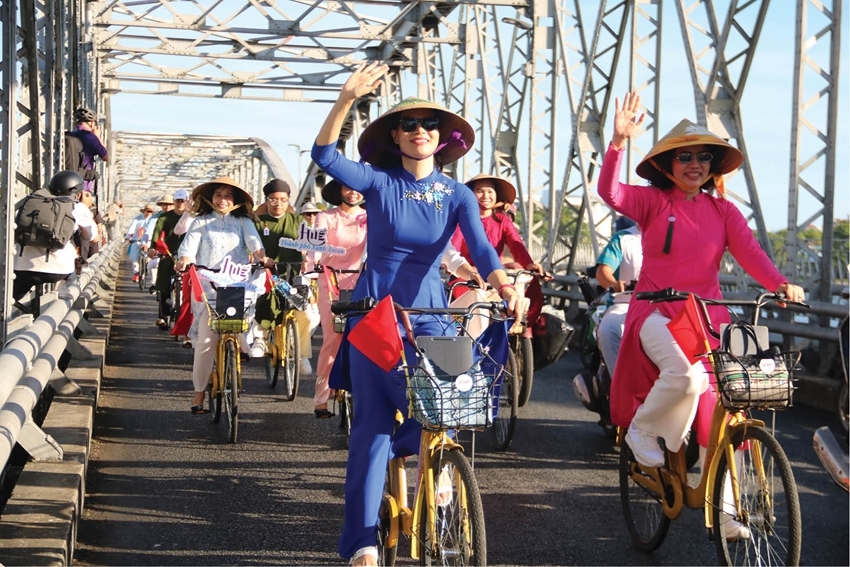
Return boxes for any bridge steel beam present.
[787,0,842,301]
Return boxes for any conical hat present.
[357,97,475,168]
[464,173,517,206]
[635,119,743,182]
[156,194,174,206]
[191,176,254,211]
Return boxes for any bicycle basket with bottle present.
[711,321,800,410]
[406,322,510,431]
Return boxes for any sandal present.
[314,408,334,419]
[190,405,209,415]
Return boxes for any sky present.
[109,1,848,233]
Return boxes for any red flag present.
[187,265,204,302]
[348,295,403,372]
[666,294,709,361]
[154,231,172,257]
[264,269,273,294]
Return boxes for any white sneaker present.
[624,422,665,468]
[300,357,312,375]
[250,340,266,358]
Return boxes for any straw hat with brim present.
[300,202,321,215]
[191,176,254,211]
[464,174,517,206]
[141,203,156,213]
[357,97,475,169]
[635,119,743,184]
[157,194,174,206]
[321,180,343,207]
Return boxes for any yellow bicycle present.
[336,299,510,566]
[619,289,807,566]
[263,262,309,400]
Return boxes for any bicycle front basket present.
[210,317,248,334]
[712,350,800,410]
[407,357,497,431]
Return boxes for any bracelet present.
[498,283,516,294]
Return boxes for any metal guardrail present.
[542,273,847,344]
[0,240,120,468]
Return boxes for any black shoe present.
[314,409,334,419]
[149,286,157,295]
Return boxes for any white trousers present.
[597,303,629,374]
[633,310,708,452]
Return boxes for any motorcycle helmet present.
[48,170,85,196]
[614,215,636,232]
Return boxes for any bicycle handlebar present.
[331,297,378,314]
[635,288,809,309]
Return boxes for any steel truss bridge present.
[0,0,844,339]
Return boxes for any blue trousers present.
[337,315,452,559]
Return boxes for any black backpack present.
[14,189,77,255]
[64,131,99,181]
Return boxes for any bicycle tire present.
[839,382,848,435]
[416,449,486,566]
[619,443,670,551]
[223,340,239,443]
[265,326,278,388]
[491,350,518,451]
[711,426,801,566]
[209,362,222,424]
[170,276,182,330]
[138,262,146,291]
[280,316,300,401]
[341,391,354,449]
[514,335,534,407]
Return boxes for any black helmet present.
[614,216,636,232]
[48,170,85,196]
[73,107,97,123]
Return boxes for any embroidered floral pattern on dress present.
[402,181,453,211]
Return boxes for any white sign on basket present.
[455,373,473,392]
[758,358,776,375]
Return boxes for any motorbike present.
[571,271,617,437]
[812,285,849,491]
[572,271,699,469]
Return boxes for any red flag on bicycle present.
[348,295,403,372]
[154,231,171,258]
[171,270,194,336]
[666,293,709,361]
[186,265,204,302]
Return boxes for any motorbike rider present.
[594,216,642,373]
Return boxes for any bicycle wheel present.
[711,426,801,566]
[265,326,278,388]
[619,442,670,551]
[513,335,534,407]
[223,340,239,443]
[416,449,486,566]
[490,350,518,451]
[279,316,300,401]
[340,391,354,449]
[170,276,182,330]
[138,258,147,291]
[209,363,222,424]
[377,484,398,566]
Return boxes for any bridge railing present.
[0,240,120,470]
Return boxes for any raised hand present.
[611,92,645,150]
[340,61,390,102]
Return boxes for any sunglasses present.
[397,116,440,132]
[674,151,714,164]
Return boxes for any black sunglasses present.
[674,151,714,164]
[397,116,440,133]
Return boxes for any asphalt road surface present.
[74,261,849,566]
